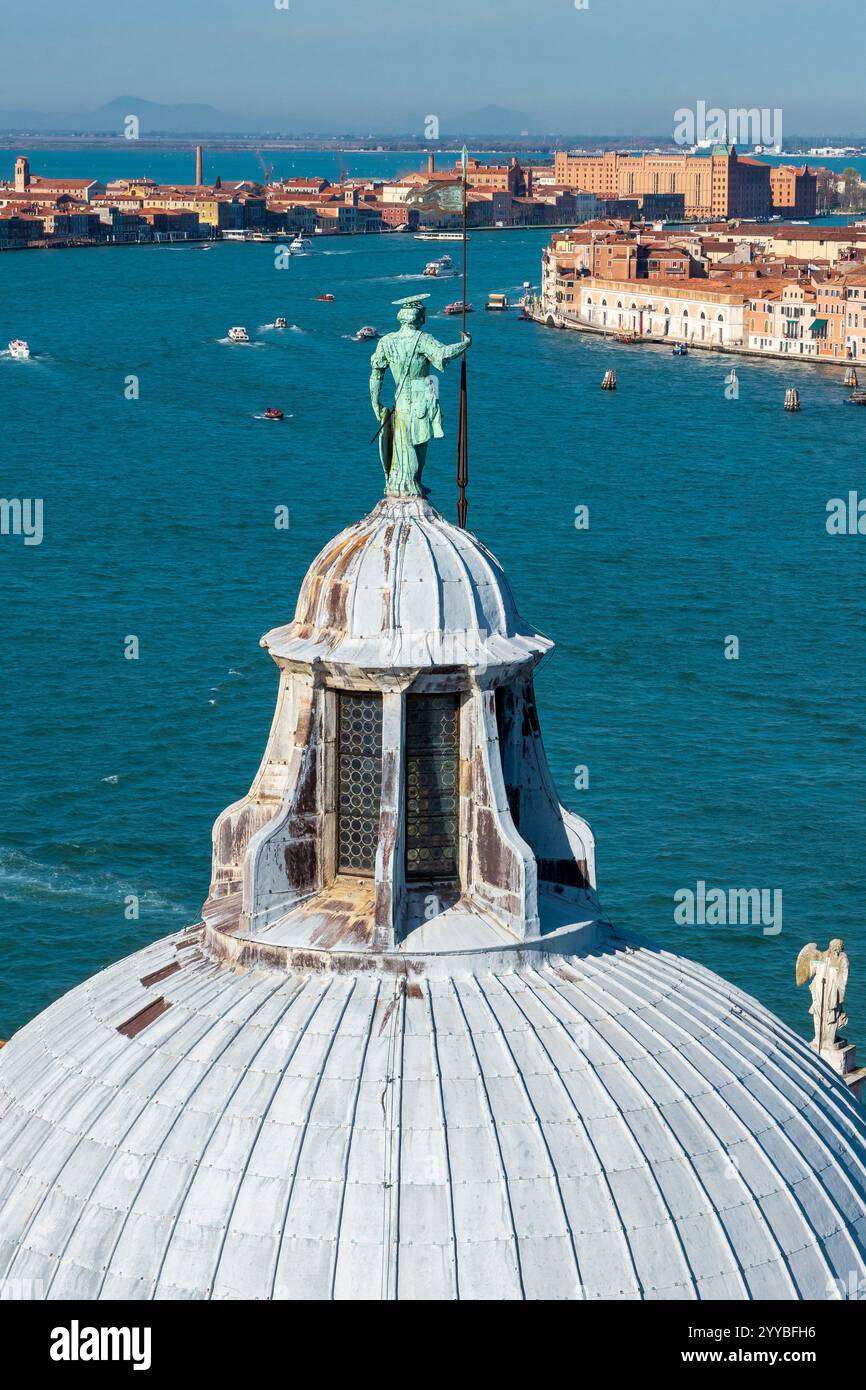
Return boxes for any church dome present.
[1,923,865,1300]
[263,496,551,673]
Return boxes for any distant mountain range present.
[0,97,539,138]
[0,97,861,146]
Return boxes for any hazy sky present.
[4,0,864,133]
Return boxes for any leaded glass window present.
[337,693,382,875]
[405,694,459,882]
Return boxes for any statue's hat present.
[392,293,431,307]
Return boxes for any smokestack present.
[427,152,435,176]
[195,144,203,187]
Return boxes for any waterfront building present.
[264,199,319,235]
[0,213,43,247]
[141,208,205,239]
[1,330,866,1300]
[812,275,849,360]
[743,281,823,358]
[554,145,771,220]
[539,222,866,361]
[769,164,818,218]
[314,201,383,234]
[841,269,866,359]
[40,209,104,242]
[578,276,747,345]
[378,202,419,230]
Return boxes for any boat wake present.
[366,273,429,284]
[252,412,293,420]
[217,336,264,346]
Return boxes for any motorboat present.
[354,326,379,341]
[227,326,250,342]
[264,407,284,420]
[847,390,866,406]
[443,302,472,316]
[616,332,639,344]
[672,342,688,356]
[290,235,314,253]
[423,255,458,278]
[274,317,287,329]
[486,294,508,311]
[7,339,30,359]
[316,293,336,302]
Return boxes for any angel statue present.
[796,939,850,1052]
[370,293,470,498]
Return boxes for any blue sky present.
[4,0,864,133]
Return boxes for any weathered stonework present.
[205,497,597,953]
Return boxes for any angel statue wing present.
[795,942,822,987]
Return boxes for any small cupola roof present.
[262,496,551,675]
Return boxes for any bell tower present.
[14,156,30,192]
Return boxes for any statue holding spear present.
[369,147,472,515]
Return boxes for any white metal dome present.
[262,496,551,672]
[3,481,865,1304]
[1,916,865,1300]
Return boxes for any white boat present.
[290,235,314,253]
[423,255,458,278]
[227,326,250,343]
[354,326,379,341]
[7,339,30,359]
[274,317,287,330]
[415,231,468,242]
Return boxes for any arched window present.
[682,309,689,318]
[337,693,382,875]
[699,311,706,320]
[405,693,459,882]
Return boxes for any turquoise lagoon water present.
[1,211,865,1044]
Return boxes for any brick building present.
[769,165,818,218]
[554,145,771,220]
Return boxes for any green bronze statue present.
[370,293,470,497]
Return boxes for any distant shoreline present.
[2,136,865,159]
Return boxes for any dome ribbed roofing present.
[262,497,551,671]
[1,917,865,1301]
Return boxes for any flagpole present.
[457,146,469,529]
